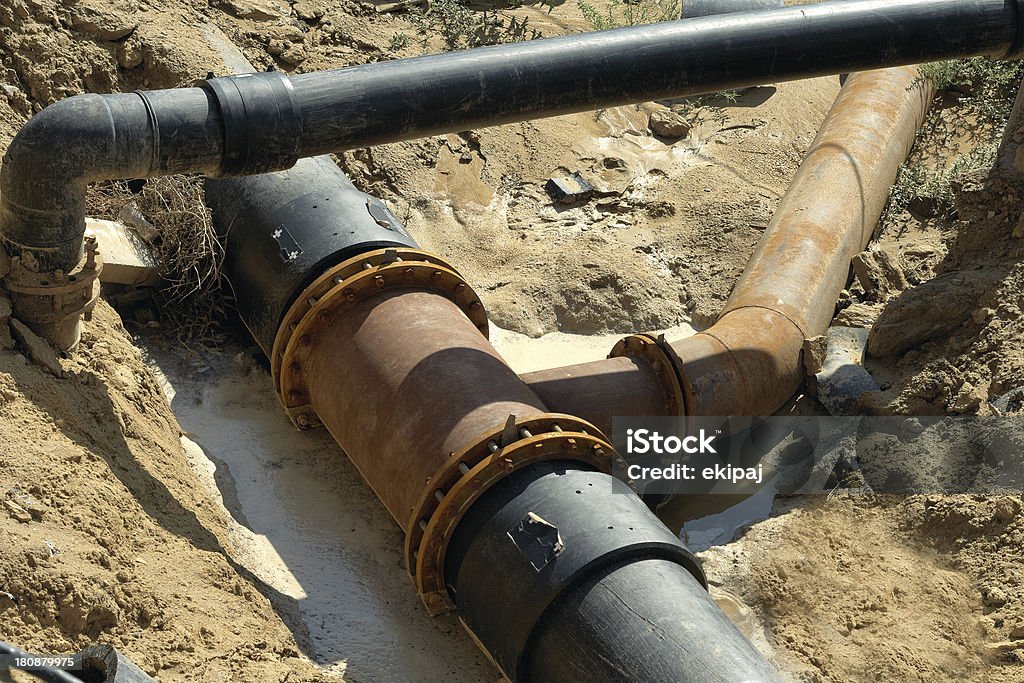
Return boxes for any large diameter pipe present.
[1,0,1018,347]
[286,0,1017,153]
[208,180,777,679]
[522,66,934,426]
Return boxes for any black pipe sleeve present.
[205,155,417,354]
[444,461,779,682]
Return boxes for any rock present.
[6,488,46,520]
[973,307,996,324]
[117,38,144,69]
[222,0,289,20]
[280,45,307,65]
[3,499,32,524]
[70,3,137,41]
[852,247,909,297]
[0,324,14,352]
[0,295,11,323]
[868,271,998,357]
[9,319,64,377]
[293,0,324,20]
[802,335,828,376]
[948,381,982,414]
[983,585,1008,608]
[833,302,884,328]
[1010,624,1024,640]
[649,109,692,139]
[1013,213,1024,239]
[545,173,593,204]
[86,219,159,287]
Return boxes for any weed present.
[920,57,1024,123]
[412,0,541,51]
[884,143,998,223]
[389,32,410,52]
[576,0,680,30]
[88,177,226,342]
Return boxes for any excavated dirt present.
[1,0,1023,681]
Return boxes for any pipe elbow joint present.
[0,93,149,270]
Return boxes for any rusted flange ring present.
[609,333,692,416]
[405,413,620,616]
[3,236,103,324]
[273,248,489,429]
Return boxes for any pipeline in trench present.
[0,1,1006,680]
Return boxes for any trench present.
[2,1,1020,681]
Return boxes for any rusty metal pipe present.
[523,66,934,422]
[303,288,546,525]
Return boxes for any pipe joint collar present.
[3,233,102,350]
[447,463,706,680]
[404,413,618,617]
[199,72,302,176]
[609,333,692,416]
[273,247,489,429]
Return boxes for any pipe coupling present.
[198,71,302,176]
[273,247,489,429]
[609,333,692,416]
[2,233,102,332]
[404,413,619,616]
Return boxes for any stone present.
[868,271,998,357]
[1013,213,1024,239]
[293,0,324,20]
[3,499,32,524]
[833,302,884,328]
[545,173,593,204]
[983,585,1008,608]
[852,247,910,297]
[0,324,14,352]
[222,0,289,20]
[649,109,692,139]
[117,38,144,69]
[280,45,307,65]
[86,218,159,287]
[802,335,828,376]
[70,2,137,41]
[9,319,64,377]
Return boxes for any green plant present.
[920,57,1024,123]
[577,0,680,30]
[884,143,998,223]
[389,32,410,52]
[412,0,541,51]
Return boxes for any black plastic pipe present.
[205,155,417,354]
[445,461,780,682]
[4,0,1023,281]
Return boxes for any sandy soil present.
[1,0,1023,681]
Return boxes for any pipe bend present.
[0,93,161,271]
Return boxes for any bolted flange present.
[404,413,622,616]
[273,247,489,429]
[2,235,103,350]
